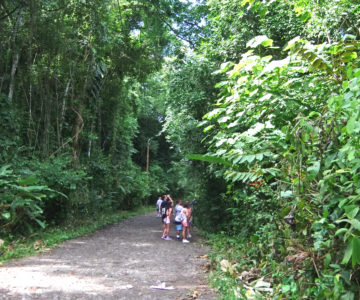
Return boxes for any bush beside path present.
[0,212,217,300]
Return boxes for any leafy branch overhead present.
[184,2,360,294]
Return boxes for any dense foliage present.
[1,0,360,298]
[159,0,360,298]
[0,0,202,236]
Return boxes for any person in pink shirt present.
[181,203,190,243]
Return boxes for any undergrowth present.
[205,232,358,300]
[0,206,152,265]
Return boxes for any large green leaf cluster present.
[196,33,360,297]
[202,0,303,61]
[0,0,205,237]
[150,2,360,297]
[0,165,64,237]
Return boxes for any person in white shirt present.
[156,196,163,217]
[174,200,184,239]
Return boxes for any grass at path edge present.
[0,206,153,265]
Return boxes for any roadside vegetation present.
[1,0,360,298]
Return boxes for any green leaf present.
[35,219,46,229]
[309,111,321,118]
[350,219,360,231]
[283,36,301,51]
[204,125,214,133]
[340,291,355,300]
[307,161,320,180]
[344,205,359,219]
[246,35,273,48]
[206,108,225,120]
[280,207,291,217]
[255,153,264,161]
[13,185,51,192]
[330,264,341,269]
[18,176,38,186]
[1,212,11,220]
[341,240,353,265]
[280,190,293,198]
[342,34,356,41]
[339,198,349,208]
[262,58,289,73]
[186,154,232,166]
[324,253,331,268]
[335,228,348,236]
[346,116,356,135]
[323,209,329,218]
[247,155,255,163]
[352,237,360,267]
[241,0,255,6]
[0,165,12,176]
[218,116,231,123]
[250,234,259,242]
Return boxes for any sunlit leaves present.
[193,19,360,291]
[246,35,273,48]
[292,0,360,43]
[306,161,320,181]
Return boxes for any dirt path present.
[0,212,218,299]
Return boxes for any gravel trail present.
[0,212,217,299]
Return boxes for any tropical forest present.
[1,0,360,298]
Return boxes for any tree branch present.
[0,4,22,22]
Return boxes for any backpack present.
[161,200,168,217]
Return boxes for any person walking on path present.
[174,200,184,240]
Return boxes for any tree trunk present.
[72,58,91,164]
[27,0,35,146]
[42,75,51,157]
[8,6,24,102]
[87,121,94,158]
[8,52,19,101]
[72,103,84,164]
[58,78,71,147]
